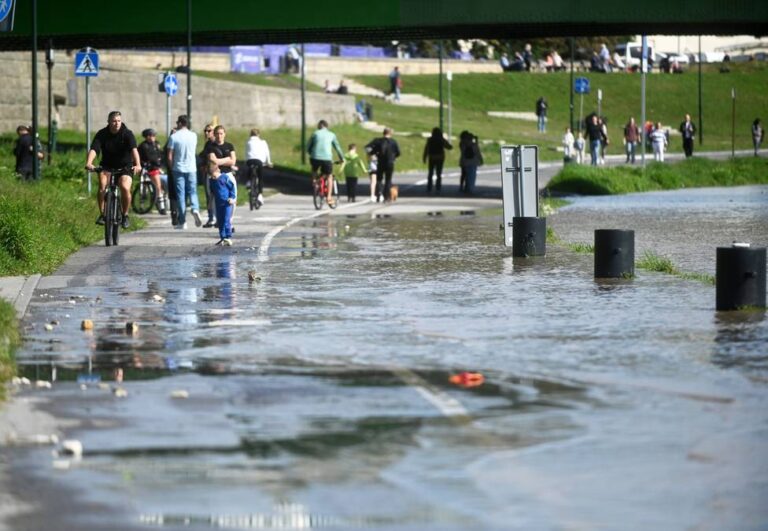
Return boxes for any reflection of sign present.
[500,145,539,247]
[76,373,101,384]
[164,73,178,96]
[574,77,590,94]
[75,50,99,77]
[0,0,16,32]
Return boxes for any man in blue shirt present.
[167,115,201,229]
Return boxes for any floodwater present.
[9,187,768,530]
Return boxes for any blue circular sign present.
[0,0,13,23]
[164,73,179,96]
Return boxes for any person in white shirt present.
[562,127,575,161]
[574,132,586,164]
[245,128,272,207]
[650,122,668,162]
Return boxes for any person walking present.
[206,125,237,232]
[751,118,764,156]
[85,111,141,228]
[574,132,586,164]
[535,97,548,133]
[623,117,641,164]
[388,66,401,102]
[367,154,378,202]
[585,114,602,166]
[207,161,236,246]
[308,120,345,206]
[422,127,452,193]
[562,127,575,162]
[167,114,201,230]
[365,127,401,202]
[459,132,483,194]
[679,113,697,158]
[342,143,367,202]
[650,122,668,162]
[245,128,272,208]
[198,124,216,228]
[13,125,43,181]
[599,117,609,165]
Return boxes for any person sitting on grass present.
[207,161,236,246]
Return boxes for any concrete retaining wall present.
[0,52,354,134]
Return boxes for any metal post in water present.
[716,244,766,311]
[512,217,546,258]
[594,229,635,278]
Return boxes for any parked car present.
[614,42,655,72]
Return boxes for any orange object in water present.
[449,372,485,387]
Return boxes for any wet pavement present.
[2,181,768,531]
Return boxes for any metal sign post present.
[641,35,648,167]
[75,47,99,193]
[446,70,453,139]
[574,77,590,134]
[164,72,179,137]
[597,88,603,118]
[731,88,736,158]
[500,145,539,248]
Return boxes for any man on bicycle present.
[307,120,344,205]
[85,111,141,228]
[245,128,272,207]
[138,128,168,214]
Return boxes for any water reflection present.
[712,311,767,374]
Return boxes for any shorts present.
[310,158,333,176]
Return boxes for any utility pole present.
[45,39,54,165]
[698,35,703,146]
[32,0,39,180]
[438,41,444,132]
[569,37,575,131]
[300,43,306,165]
[186,0,192,123]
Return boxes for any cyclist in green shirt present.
[307,120,344,205]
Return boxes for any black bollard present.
[594,229,635,278]
[512,217,546,257]
[716,244,766,311]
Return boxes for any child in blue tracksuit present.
[208,161,236,245]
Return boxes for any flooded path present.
[3,186,768,530]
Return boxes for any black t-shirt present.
[138,140,163,170]
[205,141,235,173]
[14,134,35,171]
[90,124,137,169]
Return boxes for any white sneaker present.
[223,238,232,246]
[191,210,202,227]
[370,194,375,202]
[256,193,264,206]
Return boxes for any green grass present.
[194,71,323,92]
[546,156,768,195]
[0,299,20,396]
[636,250,715,284]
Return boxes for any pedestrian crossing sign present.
[74,50,99,77]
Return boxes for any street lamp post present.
[45,40,54,165]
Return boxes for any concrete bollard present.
[512,217,546,257]
[594,229,635,278]
[716,244,766,311]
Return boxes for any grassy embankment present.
[192,63,767,173]
[0,134,149,386]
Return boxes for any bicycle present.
[312,163,340,210]
[246,159,264,211]
[131,165,157,214]
[91,166,131,247]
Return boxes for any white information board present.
[500,145,539,247]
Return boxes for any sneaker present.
[95,214,105,225]
[121,215,130,229]
[370,194,375,202]
[203,220,215,228]
[174,222,188,230]
[191,210,202,227]
[222,238,232,246]
[256,193,264,206]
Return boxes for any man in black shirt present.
[365,127,400,202]
[206,125,238,228]
[13,125,44,181]
[85,111,142,228]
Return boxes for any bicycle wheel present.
[329,179,340,209]
[132,180,156,214]
[104,191,115,247]
[312,179,324,210]
[111,191,121,246]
